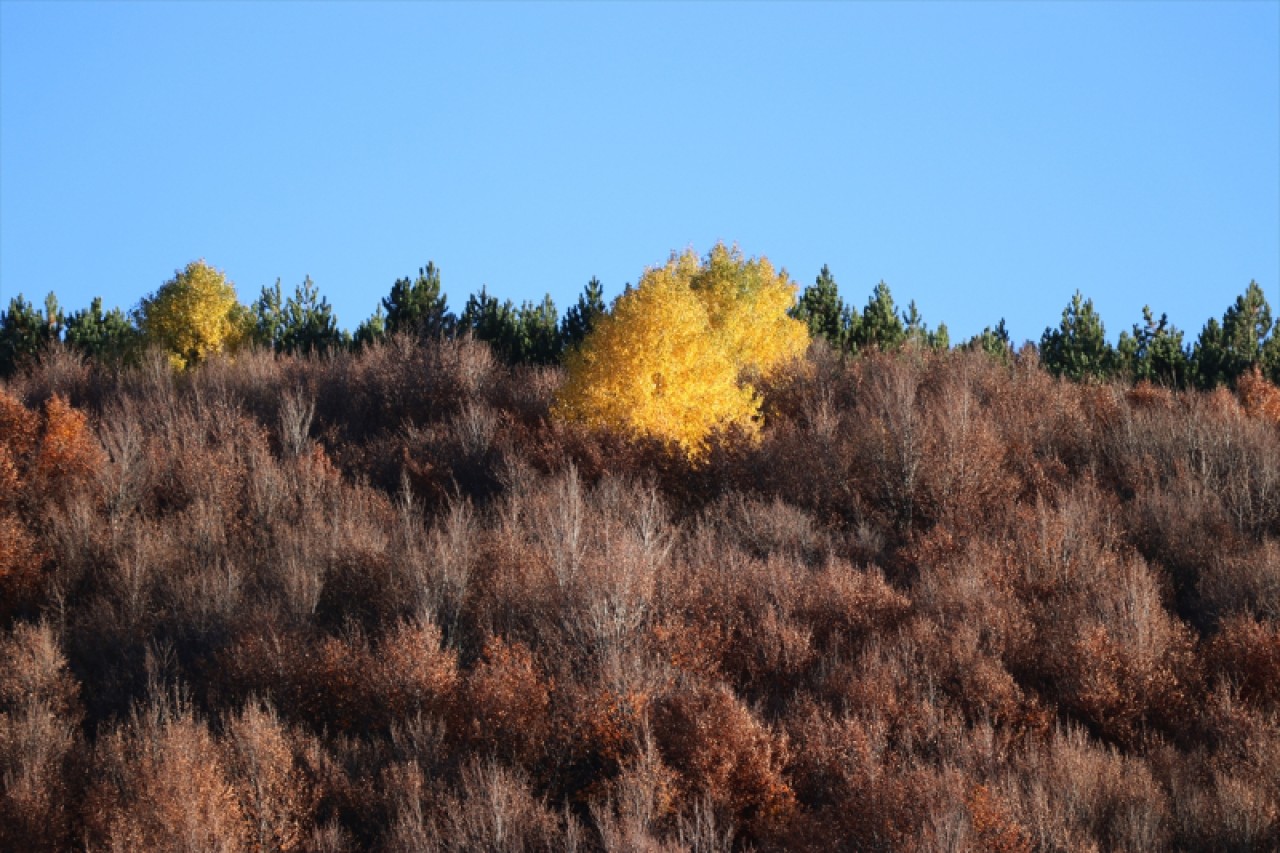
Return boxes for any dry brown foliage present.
[4,337,1279,850]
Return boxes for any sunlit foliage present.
[136,261,252,370]
[554,244,809,458]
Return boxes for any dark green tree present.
[353,306,387,349]
[517,294,562,365]
[903,300,949,351]
[254,279,286,350]
[255,276,343,355]
[1040,291,1114,381]
[853,281,906,352]
[1116,306,1189,387]
[382,262,452,337]
[1263,330,1280,384]
[560,276,606,353]
[0,293,63,376]
[64,297,139,365]
[964,319,1012,363]
[1191,281,1273,388]
[460,286,523,363]
[791,265,848,350]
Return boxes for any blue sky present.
[1,0,1277,345]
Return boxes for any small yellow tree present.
[554,244,809,458]
[137,261,252,369]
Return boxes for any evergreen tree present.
[64,297,139,366]
[517,294,562,365]
[1191,281,1272,388]
[382,262,452,337]
[0,293,62,376]
[255,276,343,355]
[903,300,949,350]
[353,306,387,349]
[1263,330,1280,385]
[254,279,286,351]
[560,276,606,353]
[791,265,848,350]
[964,319,1012,363]
[854,281,906,352]
[1116,306,1189,387]
[460,286,523,363]
[1040,291,1114,381]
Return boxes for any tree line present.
[2,255,1278,390]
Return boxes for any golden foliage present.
[554,244,809,458]
[137,260,252,370]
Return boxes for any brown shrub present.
[1238,365,1280,426]
[650,682,795,844]
[0,513,44,623]
[783,697,929,850]
[223,700,316,853]
[86,693,246,852]
[0,621,81,721]
[375,616,460,722]
[0,696,78,852]
[461,636,553,767]
[1009,725,1172,853]
[0,622,82,852]
[432,759,563,853]
[1206,616,1280,712]
[1199,537,1280,624]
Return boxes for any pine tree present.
[560,277,606,354]
[353,306,387,349]
[64,297,139,366]
[854,281,906,352]
[1192,281,1272,388]
[1263,330,1280,385]
[1116,306,1189,387]
[964,319,1012,363]
[460,286,523,363]
[903,300,948,350]
[0,293,62,376]
[1039,291,1114,381]
[517,294,562,365]
[256,276,343,355]
[791,265,847,350]
[382,262,452,338]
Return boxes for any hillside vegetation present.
[2,253,1279,850]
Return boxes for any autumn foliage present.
[137,260,253,370]
[2,323,1280,850]
[554,244,809,458]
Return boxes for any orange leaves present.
[0,390,102,619]
[651,683,795,837]
[29,394,104,497]
[1238,365,1280,426]
[463,636,552,765]
[0,389,104,510]
[966,784,1032,853]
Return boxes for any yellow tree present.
[137,261,252,369]
[554,244,809,459]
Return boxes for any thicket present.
[2,304,1279,849]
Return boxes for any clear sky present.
[2,0,1277,345]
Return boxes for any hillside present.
[2,336,1279,851]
